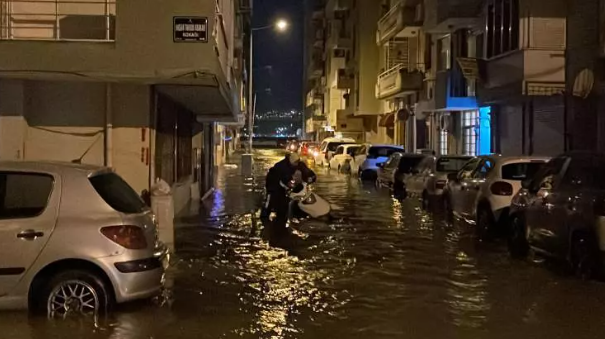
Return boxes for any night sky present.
[252,0,304,116]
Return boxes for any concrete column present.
[0,80,26,160]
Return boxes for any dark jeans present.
[267,189,289,231]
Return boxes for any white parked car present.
[442,155,550,239]
[404,155,474,209]
[314,137,356,167]
[352,144,405,180]
[328,144,361,172]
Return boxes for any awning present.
[379,112,395,128]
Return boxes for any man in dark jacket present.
[263,152,316,230]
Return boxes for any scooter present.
[287,181,331,219]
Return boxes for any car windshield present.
[501,161,546,180]
[436,157,472,172]
[346,146,360,156]
[368,146,402,159]
[89,172,147,214]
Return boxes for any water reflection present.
[6,150,605,339]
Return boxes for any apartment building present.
[303,0,330,140]
[0,0,250,214]
[477,0,566,156]
[566,0,604,151]
[374,0,424,150]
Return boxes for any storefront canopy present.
[379,112,395,128]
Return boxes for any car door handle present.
[17,230,44,240]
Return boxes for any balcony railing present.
[0,0,115,41]
[375,63,423,99]
[376,0,421,45]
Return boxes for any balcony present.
[308,58,324,79]
[327,21,351,49]
[434,69,477,110]
[375,64,423,100]
[0,0,243,122]
[423,0,483,33]
[337,69,353,89]
[326,0,352,12]
[376,0,422,45]
[0,0,116,41]
[313,28,324,48]
[477,49,565,103]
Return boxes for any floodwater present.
[5,148,605,339]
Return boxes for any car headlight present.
[312,151,319,157]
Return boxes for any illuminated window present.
[439,129,448,155]
[462,110,479,156]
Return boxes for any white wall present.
[0,79,26,160]
[0,79,153,194]
[23,81,106,165]
[111,84,151,194]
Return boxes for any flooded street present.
[5,148,605,338]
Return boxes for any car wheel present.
[570,233,600,280]
[508,215,529,259]
[421,191,430,210]
[476,207,494,241]
[41,270,110,318]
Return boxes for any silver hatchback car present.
[0,161,167,316]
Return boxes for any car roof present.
[0,160,108,176]
[369,144,404,149]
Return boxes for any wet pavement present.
[6,148,605,338]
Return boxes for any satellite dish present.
[573,68,594,99]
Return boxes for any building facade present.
[0,0,250,214]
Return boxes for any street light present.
[247,19,289,153]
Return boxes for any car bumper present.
[98,242,169,304]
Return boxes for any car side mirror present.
[447,172,458,182]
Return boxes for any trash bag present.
[151,178,171,196]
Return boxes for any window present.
[439,129,448,155]
[356,146,367,156]
[437,35,451,71]
[90,173,147,214]
[368,146,404,158]
[347,147,360,156]
[474,159,495,179]
[335,146,344,155]
[327,142,347,152]
[385,153,402,169]
[398,156,425,174]
[437,157,473,172]
[462,111,479,156]
[528,157,568,192]
[486,0,520,58]
[0,173,54,219]
[334,48,346,58]
[561,157,605,190]
[459,158,481,180]
[501,162,546,181]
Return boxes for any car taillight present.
[490,181,513,196]
[436,179,447,189]
[101,226,147,250]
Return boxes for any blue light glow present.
[478,106,492,155]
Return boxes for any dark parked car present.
[508,151,605,279]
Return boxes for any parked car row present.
[371,150,605,279]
